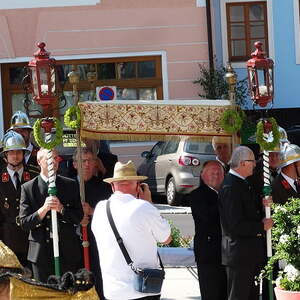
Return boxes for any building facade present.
[0,0,211,134]
[212,0,300,127]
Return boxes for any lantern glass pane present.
[250,22,265,38]
[230,6,244,22]
[249,4,264,21]
[139,88,157,100]
[231,24,245,39]
[117,88,137,100]
[31,68,39,97]
[39,67,49,95]
[257,69,269,96]
[231,40,246,57]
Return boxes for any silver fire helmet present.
[1,131,29,155]
[279,143,300,169]
[9,111,32,130]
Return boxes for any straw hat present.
[103,161,147,184]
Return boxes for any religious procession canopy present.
[79,100,233,142]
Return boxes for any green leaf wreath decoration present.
[33,118,63,150]
[220,109,243,133]
[64,105,81,129]
[256,117,280,151]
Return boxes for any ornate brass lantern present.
[28,42,59,113]
[247,41,274,107]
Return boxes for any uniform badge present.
[2,172,9,182]
[281,179,290,190]
[4,201,9,209]
[23,171,31,181]
[32,148,38,157]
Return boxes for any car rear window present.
[184,141,214,154]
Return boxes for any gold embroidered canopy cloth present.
[79,100,233,141]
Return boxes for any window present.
[226,2,268,62]
[1,55,163,129]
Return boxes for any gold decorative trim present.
[79,101,233,141]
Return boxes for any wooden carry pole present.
[68,66,90,270]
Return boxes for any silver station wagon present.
[137,138,215,206]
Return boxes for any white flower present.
[297,225,300,237]
[279,234,289,244]
[274,206,287,213]
[284,264,300,282]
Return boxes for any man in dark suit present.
[212,136,232,173]
[187,160,227,300]
[0,131,38,267]
[272,143,300,204]
[72,147,112,299]
[19,148,84,282]
[218,146,273,300]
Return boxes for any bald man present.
[186,160,227,300]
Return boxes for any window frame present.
[226,1,269,62]
[220,0,274,69]
[1,55,163,130]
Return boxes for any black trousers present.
[226,265,261,300]
[197,263,227,300]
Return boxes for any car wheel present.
[166,177,182,206]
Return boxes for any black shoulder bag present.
[106,200,165,294]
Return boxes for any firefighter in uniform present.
[0,131,39,267]
[5,111,40,172]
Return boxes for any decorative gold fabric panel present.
[79,100,232,141]
[10,277,100,299]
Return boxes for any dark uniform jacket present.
[218,173,265,267]
[272,173,300,205]
[19,175,84,279]
[25,144,40,173]
[0,167,37,262]
[187,180,222,264]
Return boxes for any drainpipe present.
[206,0,214,70]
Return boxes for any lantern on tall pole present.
[247,41,274,108]
[28,42,63,277]
[247,41,276,300]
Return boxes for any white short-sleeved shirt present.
[91,192,171,300]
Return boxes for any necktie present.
[14,172,21,191]
[294,180,300,194]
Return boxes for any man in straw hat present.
[92,160,172,300]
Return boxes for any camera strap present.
[106,200,164,273]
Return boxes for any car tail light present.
[178,156,200,166]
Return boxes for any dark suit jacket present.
[187,180,222,265]
[0,167,37,255]
[19,175,83,278]
[272,173,300,205]
[218,173,265,267]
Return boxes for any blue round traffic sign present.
[98,87,115,100]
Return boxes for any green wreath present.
[220,109,243,133]
[33,118,63,150]
[64,105,81,129]
[256,118,280,151]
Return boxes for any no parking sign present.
[96,86,117,101]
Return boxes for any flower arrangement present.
[261,197,300,291]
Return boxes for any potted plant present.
[261,197,300,299]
